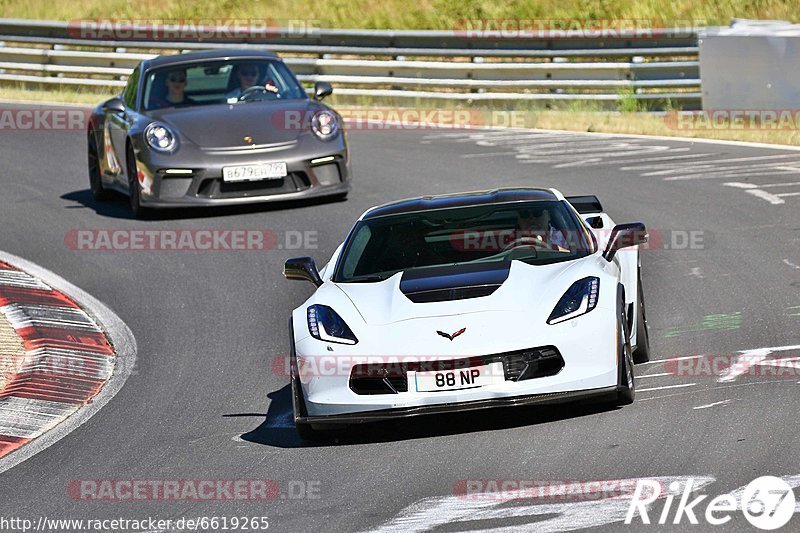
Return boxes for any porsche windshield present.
[334,200,596,282]
[142,59,306,110]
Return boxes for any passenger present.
[152,69,196,108]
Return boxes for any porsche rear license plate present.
[413,362,504,392]
[223,162,287,182]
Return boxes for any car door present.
[105,65,141,188]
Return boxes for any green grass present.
[0,0,797,29]
[3,83,799,146]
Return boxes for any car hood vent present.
[399,261,510,303]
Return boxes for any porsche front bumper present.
[130,132,350,208]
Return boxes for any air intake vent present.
[399,261,510,304]
[404,284,501,303]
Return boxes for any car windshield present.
[142,59,307,110]
[333,200,596,282]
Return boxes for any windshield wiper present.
[345,275,388,283]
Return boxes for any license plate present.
[412,362,504,392]
[222,162,287,182]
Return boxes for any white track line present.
[745,189,786,205]
[638,355,704,366]
[637,383,696,393]
[693,399,733,410]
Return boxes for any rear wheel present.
[88,133,109,201]
[632,269,651,364]
[616,289,635,405]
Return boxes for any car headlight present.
[144,122,178,152]
[311,110,339,141]
[547,277,599,324]
[307,304,358,344]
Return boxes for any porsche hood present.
[147,100,328,148]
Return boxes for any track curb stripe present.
[0,258,127,463]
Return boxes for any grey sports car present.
[87,49,351,217]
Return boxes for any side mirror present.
[102,97,126,113]
[603,223,648,262]
[284,257,323,287]
[586,216,604,229]
[313,81,333,101]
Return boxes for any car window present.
[122,65,140,109]
[334,200,596,282]
[142,59,306,111]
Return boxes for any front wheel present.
[290,351,341,442]
[126,144,150,219]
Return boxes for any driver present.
[516,207,569,251]
[225,65,279,100]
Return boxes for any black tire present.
[88,133,109,201]
[290,340,340,442]
[126,143,149,219]
[632,269,651,364]
[616,287,635,405]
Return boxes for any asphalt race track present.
[2,113,800,531]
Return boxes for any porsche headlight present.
[311,110,339,141]
[145,122,177,152]
[547,277,599,324]
[307,304,358,344]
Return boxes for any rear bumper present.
[296,386,618,425]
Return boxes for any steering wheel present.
[238,85,279,102]
[502,236,559,252]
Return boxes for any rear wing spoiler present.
[565,195,603,214]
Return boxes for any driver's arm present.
[550,228,570,252]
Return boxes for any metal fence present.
[0,18,702,109]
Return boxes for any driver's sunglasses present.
[240,70,258,77]
[167,76,186,83]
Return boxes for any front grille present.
[196,172,311,199]
[348,346,564,395]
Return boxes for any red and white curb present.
[0,252,136,473]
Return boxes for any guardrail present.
[0,18,702,109]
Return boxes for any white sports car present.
[284,188,649,439]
